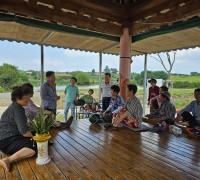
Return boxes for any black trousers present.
[181,111,199,128]
[102,97,111,111]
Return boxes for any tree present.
[151,51,177,79]
[91,69,95,75]
[110,68,118,74]
[70,71,90,85]
[0,63,28,90]
[104,66,110,73]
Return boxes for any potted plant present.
[30,109,55,165]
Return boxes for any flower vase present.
[33,133,51,165]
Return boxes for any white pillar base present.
[36,156,51,165]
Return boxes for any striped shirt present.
[0,102,30,140]
[125,96,143,125]
[101,82,113,98]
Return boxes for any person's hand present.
[57,96,60,100]
[103,111,107,116]
[44,110,52,115]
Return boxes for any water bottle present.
[169,125,182,135]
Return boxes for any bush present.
[173,81,200,88]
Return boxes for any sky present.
[0,40,199,74]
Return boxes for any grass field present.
[171,75,200,83]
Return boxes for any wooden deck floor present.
[1,119,200,180]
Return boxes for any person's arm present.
[23,131,33,138]
[14,106,32,136]
[28,100,40,114]
[75,87,79,100]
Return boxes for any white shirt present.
[101,82,113,98]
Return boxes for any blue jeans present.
[64,102,75,121]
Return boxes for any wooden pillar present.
[98,52,102,101]
[119,28,131,101]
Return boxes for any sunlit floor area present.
[1,119,200,180]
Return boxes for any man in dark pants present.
[175,88,200,128]
[101,73,113,111]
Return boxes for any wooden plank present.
[16,158,37,180]
[61,127,157,180]
[0,0,122,36]
[72,121,183,180]
[79,120,199,180]
[50,136,95,179]
[56,130,142,179]
[49,146,83,180]
[28,156,52,180]
[0,152,6,180]
[44,157,67,180]
[2,154,21,180]
[51,129,120,179]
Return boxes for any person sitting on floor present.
[103,85,125,122]
[175,88,200,128]
[145,91,176,124]
[0,85,37,172]
[149,85,169,113]
[105,84,143,130]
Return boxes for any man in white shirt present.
[101,73,113,111]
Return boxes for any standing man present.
[40,71,60,115]
[101,73,113,111]
[64,77,79,125]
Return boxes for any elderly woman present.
[0,85,37,172]
[145,91,176,124]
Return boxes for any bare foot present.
[0,158,10,172]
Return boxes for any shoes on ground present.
[66,116,74,128]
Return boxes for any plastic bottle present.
[169,125,182,135]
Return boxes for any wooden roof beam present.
[0,0,123,35]
[130,0,200,35]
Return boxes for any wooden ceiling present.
[0,0,199,36]
[0,0,200,55]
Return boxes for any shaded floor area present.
[1,119,200,179]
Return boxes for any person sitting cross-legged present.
[105,84,143,130]
[0,85,37,172]
[175,88,200,128]
[103,85,125,122]
[145,91,176,124]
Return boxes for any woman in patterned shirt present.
[0,85,37,172]
[145,91,176,124]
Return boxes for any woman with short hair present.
[0,85,37,172]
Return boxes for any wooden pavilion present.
[0,1,200,179]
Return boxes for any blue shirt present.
[180,100,200,122]
[40,81,58,109]
[65,85,79,103]
[106,95,125,113]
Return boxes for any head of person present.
[11,85,33,106]
[46,71,55,83]
[104,73,111,83]
[110,85,120,97]
[22,83,34,97]
[159,86,168,93]
[127,84,137,98]
[70,77,77,86]
[88,89,94,96]
[194,88,200,102]
[159,91,171,103]
[148,78,157,86]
